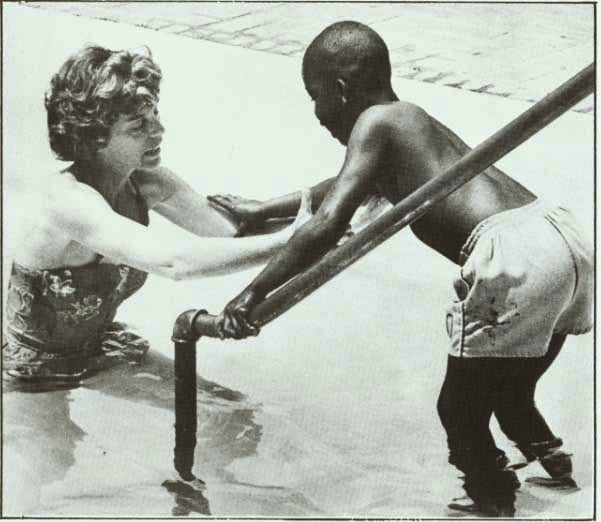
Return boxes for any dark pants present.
[437,334,566,504]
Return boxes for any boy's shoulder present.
[350,101,431,149]
[356,101,430,133]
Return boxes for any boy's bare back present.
[368,101,536,263]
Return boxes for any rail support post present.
[171,309,207,481]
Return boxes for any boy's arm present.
[207,177,337,230]
[218,108,391,338]
[263,177,337,217]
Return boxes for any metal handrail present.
[170,63,595,481]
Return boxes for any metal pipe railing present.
[170,63,595,481]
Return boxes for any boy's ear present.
[336,78,348,105]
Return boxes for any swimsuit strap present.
[129,175,149,226]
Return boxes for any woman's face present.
[95,101,164,174]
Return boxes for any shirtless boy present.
[209,21,593,517]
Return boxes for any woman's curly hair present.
[45,46,162,161]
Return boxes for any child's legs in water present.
[493,334,565,451]
[493,334,575,484]
[437,355,521,506]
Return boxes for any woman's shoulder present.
[51,169,107,206]
[10,169,84,218]
[7,170,86,264]
[29,170,111,233]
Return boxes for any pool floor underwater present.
[3,265,594,517]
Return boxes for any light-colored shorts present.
[446,200,593,358]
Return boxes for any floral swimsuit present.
[3,177,150,381]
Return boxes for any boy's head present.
[302,21,392,144]
[45,46,162,162]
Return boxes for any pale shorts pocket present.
[446,210,579,358]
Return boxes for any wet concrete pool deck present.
[25,1,595,113]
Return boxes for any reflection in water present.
[162,477,211,516]
[2,385,85,514]
[3,341,263,517]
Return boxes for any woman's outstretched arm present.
[50,178,311,280]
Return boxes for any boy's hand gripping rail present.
[171,63,595,481]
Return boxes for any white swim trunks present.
[446,200,593,358]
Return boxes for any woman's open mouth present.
[144,146,161,156]
[144,146,161,158]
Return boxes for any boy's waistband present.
[459,199,550,265]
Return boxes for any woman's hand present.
[207,195,265,234]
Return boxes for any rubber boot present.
[520,438,578,490]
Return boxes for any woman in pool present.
[3,45,309,382]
